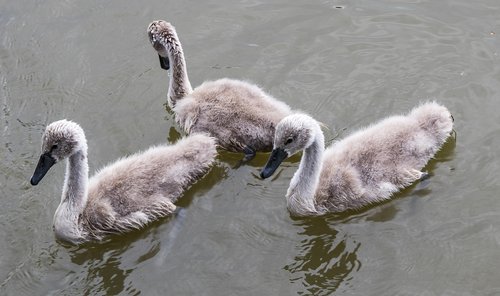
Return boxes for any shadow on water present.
[167,126,182,143]
[284,216,361,295]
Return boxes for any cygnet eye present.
[285,138,293,145]
[51,144,58,151]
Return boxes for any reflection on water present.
[285,217,361,295]
[63,230,156,295]
[68,241,137,295]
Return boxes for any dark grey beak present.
[30,153,56,186]
[260,148,288,179]
[158,54,170,70]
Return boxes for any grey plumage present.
[147,20,292,155]
[261,102,454,216]
[30,120,217,244]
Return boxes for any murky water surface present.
[1,0,500,295]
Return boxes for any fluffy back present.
[87,133,217,206]
[174,78,292,152]
[314,102,453,213]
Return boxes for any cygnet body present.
[261,102,454,216]
[147,20,292,160]
[30,120,217,244]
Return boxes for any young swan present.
[260,102,454,216]
[30,120,217,244]
[147,20,292,160]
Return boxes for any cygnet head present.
[30,120,87,186]
[260,114,320,179]
[147,20,176,70]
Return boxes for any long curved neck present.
[286,130,325,216]
[163,33,192,108]
[53,148,89,241]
